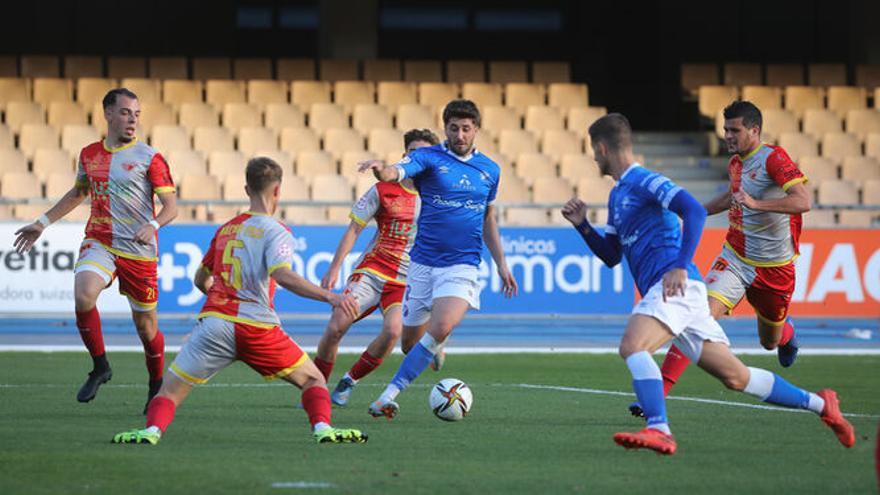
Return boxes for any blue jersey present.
[606,164,703,295]
[396,143,500,267]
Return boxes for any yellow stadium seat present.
[206,80,246,107]
[577,176,615,205]
[489,61,527,84]
[698,86,738,119]
[19,124,59,159]
[291,81,331,108]
[395,104,435,131]
[778,132,819,161]
[163,80,204,107]
[312,174,354,223]
[567,106,607,136]
[352,104,393,134]
[0,172,41,199]
[308,103,348,134]
[681,63,719,98]
[178,173,221,200]
[855,65,880,89]
[48,101,88,127]
[107,56,146,79]
[827,87,866,118]
[323,128,365,160]
[222,174,249,201]
[418,82,460,108]
[179,102,220,131]
[0,149,29,174]
[766,64,804,87]
[21,55,60,78]
[798,156,839,183]
[276,58,316,81]
[233,58,272,80]
[334,81,376,114]
[482,106,521,133]
[148,57,188,79]
[76,78,118,111]
[559,154,600,183]
[0,78,31,112]
[363,59,401,82]
[221,103,262,134]
[542,130,584,161]
[505,83,546,116]
[342,151,379,183]
[548,83,588,110]
[0,56,15,77]
[377,82,418,111]
[45,171,76,199]
[193,126,235,154]
[6,101,44,134]
[207,150,246,177]
[280,128,321,154]
[838,210,876,227]
[193,57,231,80]
[447,60,485,83]
[462,82,503,110]
[237,127,278,156]
[475,133,500,157]
[63,56,102,78]
[504,207,548,225]
[280,175,309,200]
[120,78,161,103]
[404,60,442,82]
[0,124,13,149]
[808,63,846,87]
[532,62,571,84]
[265,104,305,133]
[525,106,564,133]
[284,206,328,225]
[845,109,880,141]
[533,177,573,202]
[841,156,880,182]
[515,153,557,183]
[367,129,404,156]
[61,125,100,155]
[33,78,73,107]
[138,102,176,137]
[784,86,825,119]
[723,63,762,86]
[760,109,800,144]
[354,173,378,198]
[91,101,108,135]
[817,180,859,206]
[296,151,336,177]
[249,150,294,175]
[247,80,288,106]
[495,173,531,203]
[867,134,880,160]
[862,179,880,205]
[166,150,208,178]
[319,59,359,82]
[802,110,842,140]
[150,125,191,153]
[498,129,538,157]
[821,132,862,160]
[741,86,783,110]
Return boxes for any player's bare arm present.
[483,204,518,297]
[732,183,810,214]
[272,266,360,318]
[703,190,732,215]
[358,160,400,182]
[193,266,213,295]
[134,191,178,245]
[12,182,88,254]
[321,220,365,289]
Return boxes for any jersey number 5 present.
[221,239,245,289]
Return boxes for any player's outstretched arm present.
[357,160,400,182]
[483,205,518,297]
[272,266,360,318]
[322,220,365,289]
[703,190,732,215]
[562,198,622,267]
[135,191,178,245]
[13,184,88,254]
[193,266,213,295]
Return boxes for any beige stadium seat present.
[698,86,738,119]
[778,132,819,161]
[377,82,418,111]
[19,124,59,159]
[120,78,161,103]
[802,110,842,140]
[0,172,41,199]
[291,81,332,108]
[323,128,365,160]
[827,87,866,118]
[504,207,548,226]
[462,83,503,109]
[222,174,249,201]
[207,150,246,177]
[284,206,328,225]
[342,151,379,183]
[6,102,45,134]
[21,55,60,78]
[354,173,378,198]
[238,127,278,156]
[681,63,719,98]
[499,129,539,157]
[447,60,485,83]
[363,59,401,82]
[48,101,88,127]
[784,86,824,119]
[841,157,880,182]
[589,207,610,225]
[138,102,176,137]
[525,106,564,133]
[395,104,435,131]
[766,64,804,87]
[163,80,204,107]
[0,149,29,174]
[206,80,246,106]
[845,110,880,141]
[474,131,499,156]
[151,125,191,153]
[319,59,359,82]
[838,210,876,227]
[280,127,321,154]
[166,150,208,178]
[352,104,393,134]
[233,58,272,80]
[548,83,588,110]
[403,60,442,82]
[817,180,859,206]
[64,56,103,78]
[567,106,607,136]
[193,57,231,80]
[482,106,521,133]
[418,82,460,108]
[45,171,76,199]
[33,78,73,107]
[489,61,528,84]
[808,63,846,87]
[723,63,762,86]
[280,174,309,200]
[313,175,354,222]
[0,78,31,112]
[863,179,880,205]
[533,177,574,202]
[296,151,336,178]
[179,173,220,200]
[577,176,615,205]
[265,104,305,133]
[760,109,800,144]
[495,174,531,203]
[61,125,100,155]
[559,154,600,182]
[148,57,188,79]
[867,134,880,160]
[855,64,880,89]
[334,81,376,113]
[179,102,220,131]
[532,61,571,84]
[76,78,118,110]
[0,124,13,149]
[741,86,783,110]
[193,126,235,154]
[247,80,288,106]
[308,103,348,134]
[515,153,557,183]
[221,103,262,134]
[367,129,404,156]
[107,57,146,79]
[542,130,584,160]
[0,56,15,77]
[798,156,839,183]
[821,133,862,160]
[505,83,546,115]
[276,58,316,81]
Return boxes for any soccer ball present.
[429,378,473,421]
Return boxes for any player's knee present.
[73,290,97,311]
[383,321,402,340]
[720,372,748,391]
[759,336,778,351]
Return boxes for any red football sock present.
[348,351,383,381]
[312,357,334,382]
[779,319,794,346]
[145,396,176,433]
[301,386,332,428]
[76,307,105,358]
[143,330,165,381]
[660,344,692,396]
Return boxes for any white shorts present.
[632,279,730,362]
[401,261,482,327]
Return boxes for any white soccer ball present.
[429,378,473,421]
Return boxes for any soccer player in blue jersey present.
[562,113,854,455]
[358,99,519,419]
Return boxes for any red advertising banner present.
[693,229,880,317]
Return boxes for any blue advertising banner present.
[155,225,635,315]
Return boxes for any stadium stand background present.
[0,0,878,227]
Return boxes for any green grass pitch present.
[1,352,877,494]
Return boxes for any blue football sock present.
[743,367,811,409]
[389,341,434,392]
[626,351,669,433]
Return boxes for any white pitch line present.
[271,482,335,489]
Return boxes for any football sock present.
[313,357,334,382]
[386,334,438,399]
[143,330,165,381]
[743,367,824,413]
[779,319,795,346]
[626,351,670,434]
[76,306,105,359]
[301,386,332,428]
[349,351,382,381]
[145,396,176,433]
[660,344,691,396]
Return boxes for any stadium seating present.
[447,60,486,83]
[377,82,418,110]
[784,86,824,119]
[21,55,60,78]
[532,61,571,84]
[753,109,798,143]
[64,56,102,79]
[149,57,188,79]
[681,63,718,98]
[61,125,100,155]
[233,58,272,80]
[276,58,316,81]
[238,127,278,156]
[319,59,359,82]
[418,82,460,108]
[798,156,839,182]
[741,86,783,110]
[193,127,234,154]
[33,78,73,107]
[845,110,880,141]
[308,103,348,134]
[841,157,880,182]
[808,63,846,87]
[265,104,305,133]
[193,57,232,80]
[548,83,588,110]
[121,78,161,103]
[0,125,14,149]
[826,87,866,118]
[222,103,262,134]
[821,132,861,159]
[0,149,29,174]
[0,78,30,112]
[45,171,75,198]
[0,172,41,199]
[525,106,564,132]
[778,132,818,161]
[19,124,59,159]
[765,64,804,86]
[816,180,859,206]
[723,63,762,86]
[363,59,401,82]
[403,60,443,82]
[489,61,528,84]
[395,104,435,131]
[352,104,393,134]
[206,80,246,106]
[48,102,88,127]
[802,110,842,140]
[108,57,147,79]
[505,83,546,116]
[163,80,203,107]
[280,127,321,154]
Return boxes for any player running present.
[315,129,439,407]
[112,157,367,445]
[635,101,810,416]
[358,99,519,420]
[563,113,853,455]
[13,88,177,412]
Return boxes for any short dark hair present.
[442,99,481,128]
[723,100,762,131]
[246,157,283,194]
[588,113,632,151]
[403,128,440,148]
[102,88,138,110]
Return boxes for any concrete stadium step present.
[632,131,713,157]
